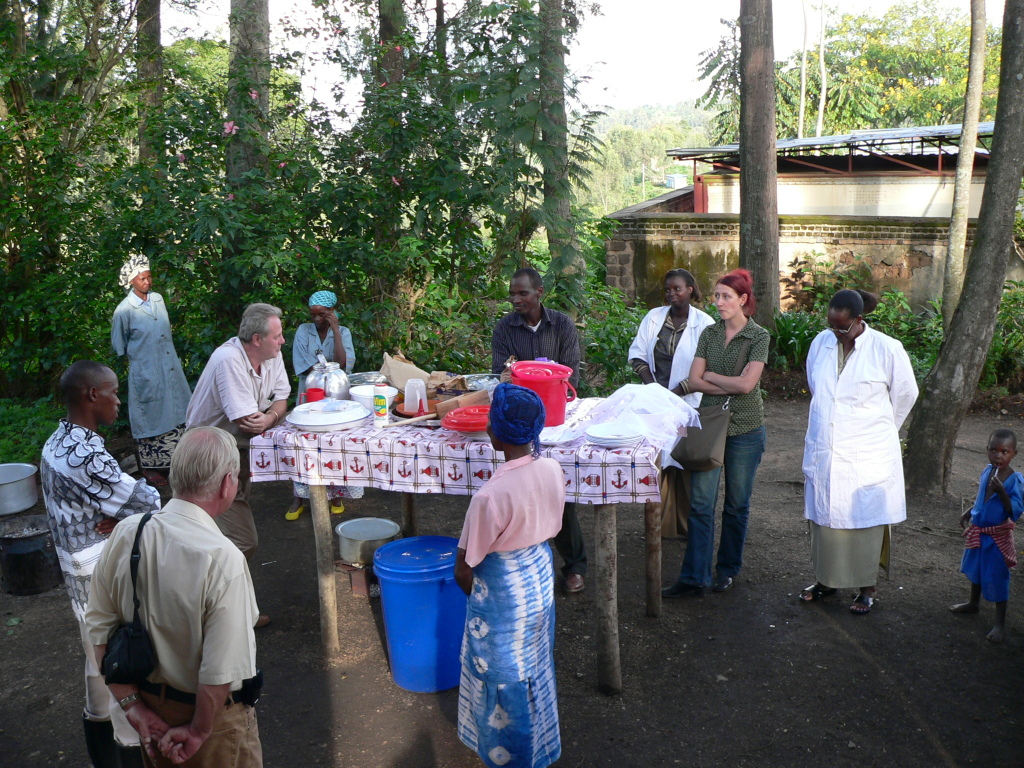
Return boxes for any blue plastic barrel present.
[373,535,467,692]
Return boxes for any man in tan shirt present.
[87,427,263,767]
[185,304,289,612]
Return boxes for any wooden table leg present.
[645,501,662,618]
[309,484,340,656]
[401,492,418,538]
[594,503,622,695]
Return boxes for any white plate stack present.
[584,422,644,448]
[286,400,372,432]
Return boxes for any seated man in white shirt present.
[185,304,289,627]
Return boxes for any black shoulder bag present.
[671,338,752,472]
[102,512,159,685]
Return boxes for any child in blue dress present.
[950,428,1023,642]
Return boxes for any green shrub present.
[870,290,943,381]
[770,311,823,370]
[0,397,63,465]
[981,280,1024,390]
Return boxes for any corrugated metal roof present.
[667,122,996,160]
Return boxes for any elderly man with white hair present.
[87,426,263,767]
[185,303,289,627]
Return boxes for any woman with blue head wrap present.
[286,289,360,521]
[453,383,564,768]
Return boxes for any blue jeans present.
[678,426,766,587]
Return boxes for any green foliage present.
[700,2,1002,144]
[576,284,647,397]
[870,291,944,381]
[770,312,824,370]
[981,281,1024,390]
[0,397,63,464]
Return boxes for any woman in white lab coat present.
[628,269,716,537]
[799,289,918,615]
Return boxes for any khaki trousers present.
[659,466,692,539]
[215,448,258,560]
[138,692,262,768]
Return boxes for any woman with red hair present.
[662,269,771,597]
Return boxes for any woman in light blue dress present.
[111,255,192,485]
[286,290,361,521]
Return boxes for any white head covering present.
[118,254,151,290]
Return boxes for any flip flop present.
[850,594,874,615]
[799,583,837,602]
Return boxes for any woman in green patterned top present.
[662,268,770,597]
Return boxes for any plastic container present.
[510,361,577,427]
[373,536,467,692]
[350,384,397,412]
[0,515,62,595]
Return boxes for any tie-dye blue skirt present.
[457,542,561,768]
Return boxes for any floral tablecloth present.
[249,399,662,505]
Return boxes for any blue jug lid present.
[373,535,459,572]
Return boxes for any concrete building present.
[605,124,1023,310]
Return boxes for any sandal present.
[284,504,305,521]
[799,583,837,602]
[850,594,874,615]
[331,500,346,515]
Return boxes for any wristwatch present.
[118,692,140,711]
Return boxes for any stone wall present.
[605,212,1023,310]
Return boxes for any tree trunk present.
[539,0,583,301]
[379,0,406,86]
[137,0,163,164]
[738,0,779,329]
[815,3,826,137]
[798,0,808,139]
[905,0,1024,495]
[941,0,987,330]
[226,0,270,185]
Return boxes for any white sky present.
[165,0,1007,113]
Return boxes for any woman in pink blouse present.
[454,384,564,768]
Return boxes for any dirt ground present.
[2,398,1023,768]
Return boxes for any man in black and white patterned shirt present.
[41,360,160,768]
[490,267,587,592]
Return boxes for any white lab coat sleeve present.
[628,308,662,366]
[804,330,832,396]
[886,340,919,429]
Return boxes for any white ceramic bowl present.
[350,384,398,412]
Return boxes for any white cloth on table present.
[802,324,918,530]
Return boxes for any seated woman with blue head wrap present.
[286,289,361,521]
[454,384,564,768]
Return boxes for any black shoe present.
[661,581,705,598]
[712,575,734,592]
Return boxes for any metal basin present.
[335,517,401,565]
[0,464,39,516]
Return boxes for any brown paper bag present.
[381,352,431,392]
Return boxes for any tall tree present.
[539,0,583,299]
[137,0,163,164]
[941,0,987,330]
[738,0,779,327]
[905,0,1024,494]
[379,0,407,86]
[815,1,825,136]
[798,0,809,138]
[226,0,270,185]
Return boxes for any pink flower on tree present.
[227,193,235,201]
[223,121,239,135]
[249,89,259,100]
[177,153,186,162]
[279,162,287,168]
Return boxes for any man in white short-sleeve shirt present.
[185,304,289,614]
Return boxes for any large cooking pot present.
[335,517,401,565]
[0,464,39,516]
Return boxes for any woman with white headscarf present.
[286,289,361,520]
[111,255,192,485]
